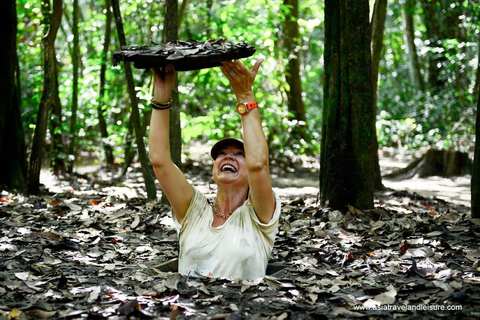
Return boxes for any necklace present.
[209,199,238,219]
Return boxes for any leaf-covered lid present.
[112,38,256,71]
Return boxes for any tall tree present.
[473,89,480,218]
[370,0,387,191]
[111,0,157,200]
[282,0,306,122]
[67,0,80,173]
[165,0,182,175]
[371,0,387,110]
[50,91,66,174]
[27,0,63,194]
[441,0,467,94]
[0,0,27,191]
[179,0,189,26]
[403,0,425,91]
[420,0,443,90]
[97,0,115,166]
[475,37,480,99]
[320,0,375,210]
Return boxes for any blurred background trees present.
[4,0,479,202]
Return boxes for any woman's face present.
[212,144,248,187]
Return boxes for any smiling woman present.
[148,59,281,280]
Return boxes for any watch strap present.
[237,101,258,115]
[244,101,258,111]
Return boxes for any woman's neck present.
[215,186,248,214]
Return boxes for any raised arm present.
[149,65,193,223]
[221,60,276,224]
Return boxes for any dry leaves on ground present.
[1,170,480,319]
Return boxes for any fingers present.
[152,64,176,79]
[221,59,263,81]
[251,59,264,75]
[152,64,176,102]
[221,62,238,80]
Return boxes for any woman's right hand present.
[151,64,176,103]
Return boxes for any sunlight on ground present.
[273,186,319,199]
[380,153,471,208]
[383,176,471,207]
[40,149,472,207]
[40,168,148,199]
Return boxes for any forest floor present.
[1,148,479,319]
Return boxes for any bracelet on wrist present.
[151,97,172,110]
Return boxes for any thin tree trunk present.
[98,0,115,166]
[121,117,135,177]
[442,0,467,95]
[50,92,65,175]
[0,0,27,191]
[49,0,66,175]
[320,0,375,210]
[475,37,480,99]
[420,0,445,91]
[370,0,387,191]
[67,0,80,173]
[472,88,480,218]
[161,0,181,204]
[27,0,63,194]
[283,0,306,123]
[403,0,424,91]
[371,0,386,109]
[179,0,189,26]
[121,70,150,175]
[165,0,182,171]
[111,0,157,200]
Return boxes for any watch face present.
[237,103,247,114]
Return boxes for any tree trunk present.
[370,0,387,191]
[111,0,157,200]
[474,37,480,99]
[121,69,150,175]
[50,93,66,175]
[442,0,467,94]
[403,0,425,91]
[179,0,189,26]
[472,80,480,218]
[165,0,182,182]
[0,0,27,191]
[283,0,306,123]
[49,2,66,175]
[320,0,375,210]
[121,116,135,176]
[98,0,115,166]
[27,0,63,194]
[67,0,80,173]
[420,0,446,91]
[371,0,386,109]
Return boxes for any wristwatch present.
[237,101,258,115]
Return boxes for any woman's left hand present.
[151,64,176,103]
[221,59,264,102]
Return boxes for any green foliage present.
[377,0,477,153]
[15,0,479,170]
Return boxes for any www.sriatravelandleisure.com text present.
[353,304,463,312]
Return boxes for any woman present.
[148,59,281,280]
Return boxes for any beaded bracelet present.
[151,97,172,110]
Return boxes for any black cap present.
[210,138,244,160]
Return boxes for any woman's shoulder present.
[190,186,210,207]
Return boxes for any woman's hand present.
[151,64,176,103]
[221,59,264,102]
